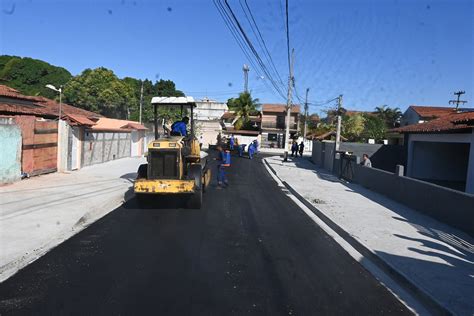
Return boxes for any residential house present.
[0,85,101,177]
[194,98,228,148]
[220,111,261,146]
[82,117,147,167]
[393,109,474,194]
[400,105,456,126]
[260,104,300,148]
[0,85,146,183]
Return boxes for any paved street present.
[0,153,411,315]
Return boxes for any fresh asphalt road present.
[0,153,412,315]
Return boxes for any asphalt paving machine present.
[134,96,211,208]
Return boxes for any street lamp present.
[45,84,63,120]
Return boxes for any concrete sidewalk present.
[264,156,474,316]
[0,157,145,282]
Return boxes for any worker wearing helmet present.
[171,116,189,136]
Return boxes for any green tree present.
[154,79,185,123]
[0,55,72,99]
[342,113,365,141]
[122,77,155,122]
[362,114,386,142]
[375,105,402,128]
[154,79,184,98]
[64,67,136,119]
[121,78,186,123]
[227,91,259,130]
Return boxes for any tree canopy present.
[64,67,136,119]
[0,55,186,121]
[0,55,72,99]
[227,91,260,130]
[375,105,402,128]
[314,105,401,143]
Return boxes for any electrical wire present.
[240,0,285,87]
[213,0,284,101]
[223,0,287,99]
[214,0,287,100]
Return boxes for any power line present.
[223,0,287,99]
[240,0,285,87]
[212,0,268,91]
[215,0,287,100]
[213,0,281,100]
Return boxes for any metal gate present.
[22,120,58,176]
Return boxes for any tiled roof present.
[393,110,474,133]
[90,118,146,131]
[262,103,300,113]
[0,85,43,101]
[221,111,236,119]
[122,122,148,131]
[409,105,455,119]
[451,111,474,123]
[65,114,96,126]
[0,102,52,116]
[0,85,102,120]
[34,97,102,119]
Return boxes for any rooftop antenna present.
[449,91,467,110]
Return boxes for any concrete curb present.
[263,158,452,316]
[0,185,134,283]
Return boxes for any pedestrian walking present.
[238,144,246,157]
[361,153,372,167]
[248,143,255,159]
[229,135,235,150]
[291,141,298,157]
[253,139,259,153]
[215,146,231,188]
[298,141,304,157]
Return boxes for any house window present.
[276,116,285,128]
[268,133,277,141]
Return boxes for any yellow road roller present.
[134,97,211,208]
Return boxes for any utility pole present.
[303,88,309,140]
[449,90,467,110]
[283,49,295,162]
[243,64,250,92]
[139,81,144,124]
[335,94,343,151]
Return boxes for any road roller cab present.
[134,97,211,208]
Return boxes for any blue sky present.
[1,0,472,114]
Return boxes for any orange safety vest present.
[221,150,231,167]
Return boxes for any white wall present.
[195,99,228,121]
[197,120,222,149]
[57,120,69,172]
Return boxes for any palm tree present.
[229,92,260,130]
[375,105,402,128]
